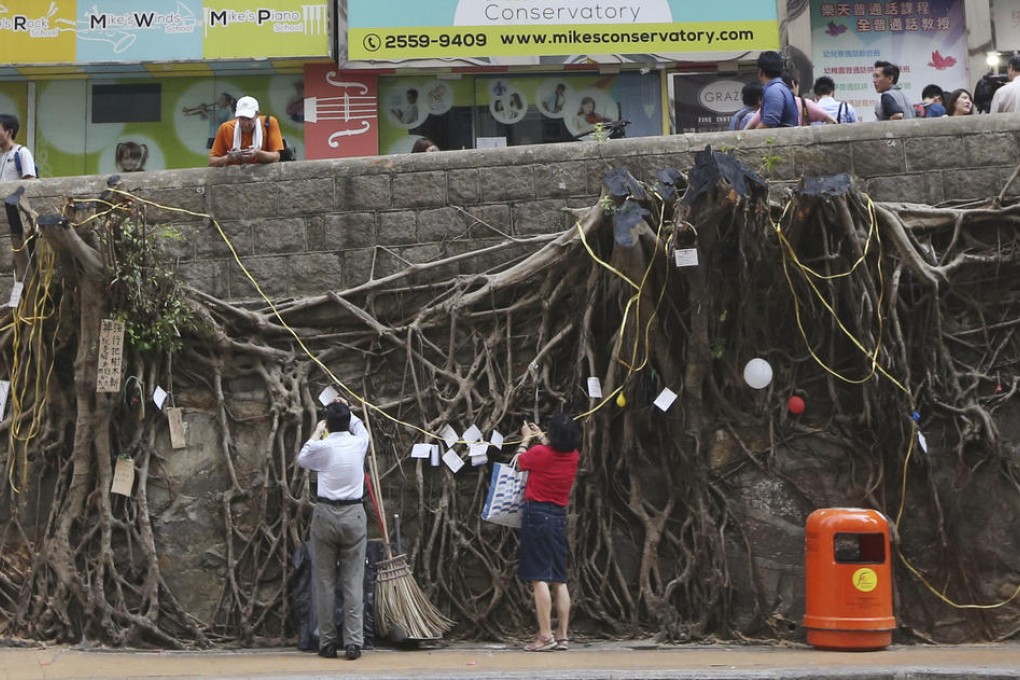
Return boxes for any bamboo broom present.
[362,404,453,640]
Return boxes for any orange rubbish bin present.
[803,508,895,650]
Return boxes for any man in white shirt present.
[0,114,37,182]
[990,55,1020,114]
[297,398,369,661]
[812,76,858,123]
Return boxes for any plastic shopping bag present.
[481,457,528,528]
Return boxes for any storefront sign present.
[994,1,1020,51]
[810,0,968,122]
[0,0,330,65]
[304,65,379,159]
[674,73,758,134]
[347,0,778,60]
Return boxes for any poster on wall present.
[0,83,30,156]
[810,0,968,122]
[347,0,778,61]
[377,76,475,154]
[993,0,1020,52]
[376,72,662,154]
[34,75,306,176]
[0,0,330,65]
[304,64,378,159]
[673,73,759,134]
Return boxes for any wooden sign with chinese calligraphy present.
[111,457,135,497]
[97,319,126,393]
[167,407,187,449]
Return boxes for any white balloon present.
[743,358,773,390]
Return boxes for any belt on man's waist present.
[316,496,363,506]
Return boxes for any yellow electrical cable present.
[773,197,908,394]
[777,194,1020,611]
[893,422,1020,609]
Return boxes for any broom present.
[362,405,454,640]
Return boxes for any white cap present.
[235,96,259,119]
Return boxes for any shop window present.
[92,83,162,124]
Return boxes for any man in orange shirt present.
[209,96,284,166]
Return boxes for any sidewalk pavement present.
[3,639,1020,680]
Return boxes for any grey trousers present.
[310,503,367,649]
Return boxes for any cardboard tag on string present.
[111,457,135,496]
[167,407,187,449]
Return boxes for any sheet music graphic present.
[304,71,376,146]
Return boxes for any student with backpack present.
[208,96,285,166]
[0,114,37,181]
[812,76,858,124]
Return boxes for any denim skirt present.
[517,500,568,583]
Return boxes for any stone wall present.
[3,114,1019,642]
[3,114,1018,304]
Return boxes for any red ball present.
[788,396,805,415]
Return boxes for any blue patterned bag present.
[481,456,528,528]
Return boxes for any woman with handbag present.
[515,413,581,652]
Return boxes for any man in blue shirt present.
[754,51,798,128]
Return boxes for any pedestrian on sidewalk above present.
[873,61,915,120]
[989,54,1020,113]
[0,114,37,181]
[813,76,858,123]
[946,88,974,116]
[914,84,947,117]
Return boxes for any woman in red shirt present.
[516,413,581,652]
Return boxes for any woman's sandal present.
[554,637,569,651]
[524,635,558,652]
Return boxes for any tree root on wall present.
[0,149,1018,646]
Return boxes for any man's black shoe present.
[318,643,337,659]
[345,644,362,660]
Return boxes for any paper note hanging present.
[917,431,928,454]
[587,377,603,399]
[462,424,483,444]
[439,424,459,449]
[489,430,504,448]
[167,407,187,449]
[411,443,433,459]
[317,385,338,406]
[430,445,441,467]
[96,319,126,393]
[469,441,489,466]
[653,388,678,412]
[7,282,23,308]
[111,457,135,496]
[152,386,168,410]
[0,380,10,420]
[443,449,465,473]
[674,249,699,267]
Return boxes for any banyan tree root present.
[0,148,1018,647]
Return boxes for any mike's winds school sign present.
[347,0,779,60]
[0,0,331,65]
